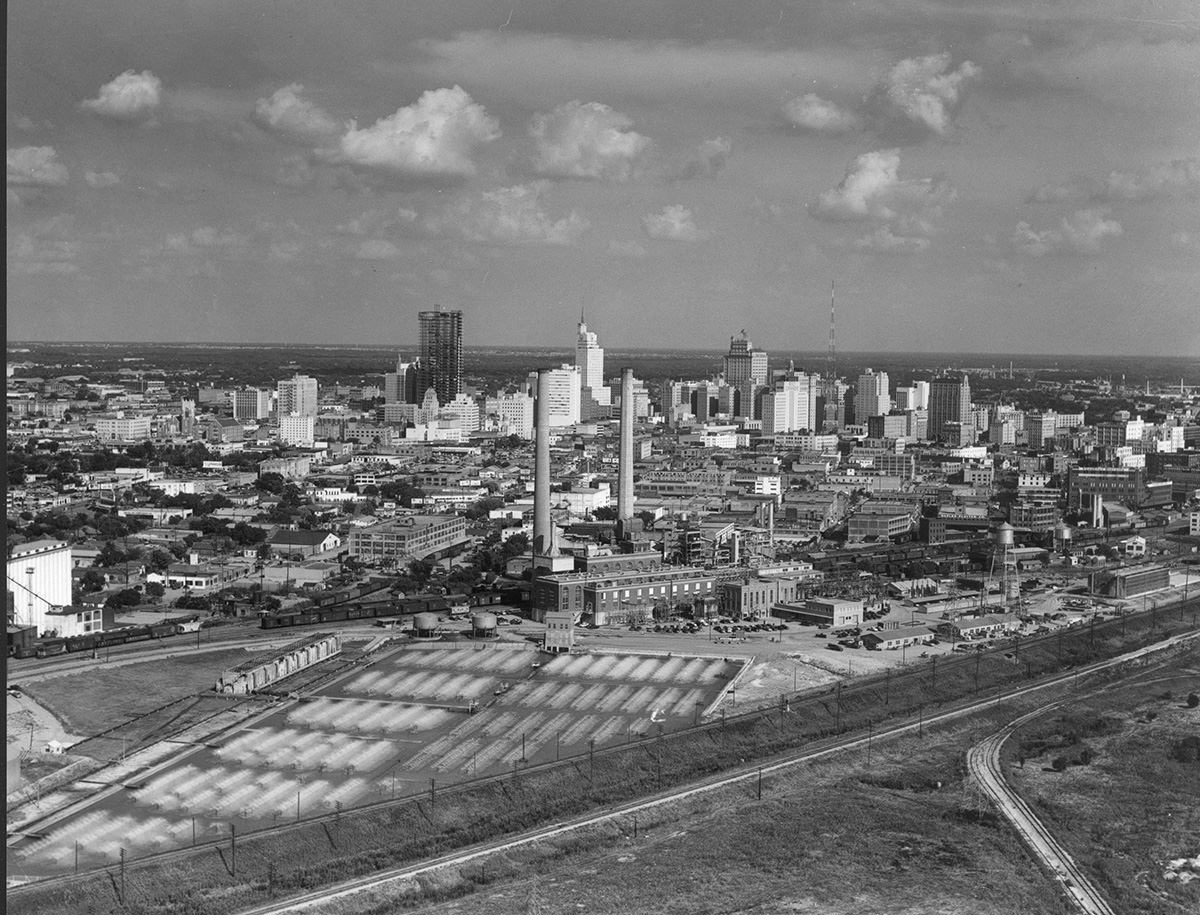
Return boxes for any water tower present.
[1053,521,1073,556]
[994,522,1019,604]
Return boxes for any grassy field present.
[21,649,252,745]
[1005,643,1200,915]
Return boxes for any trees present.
[255,472,286,494]
[146,549,174,573]
[144,581,166,601]
[105,588,143,610]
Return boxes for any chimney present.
[533,368,554,564]
[617,368,635,538]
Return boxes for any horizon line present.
[8,340,1199,363]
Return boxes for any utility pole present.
[231,823,237,878]
[120,847,126,902]
[757,766,762,800]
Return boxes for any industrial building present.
[542,610,575,652]
[532,566,717,623]
[348,514,469,564]
[861,626,935,650]
[214,632,341,694]
[1090,564,1170,599]
[6,540,73,636]
[775,597,863,628]
[718,574,808,622]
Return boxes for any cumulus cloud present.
[530,101,651,181]
[783,94,860,134]
[671,137,732,180]
[428,181,589,245]
[881,54,980,135]
[80,70,163,122]
[254,84,341,143]
[811,149,953,253]
[332,86,499,177]
[84,171,121,188]
[642,205,705,241]
[813,149,954,223]
[7,146,69,188]
[1011,207,1123,256]
[1031,158,1200,204]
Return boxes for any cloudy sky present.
[7,1,1199,355]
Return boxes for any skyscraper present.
[723,331,768,418]
[384,356,421,405]
[761,372,819,434]
[575,311,611,419]
[928,374,972,442]
[277,374,318,418]
[417,308,463,407]
[854,369,890,421]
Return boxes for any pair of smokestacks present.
[533,367,635,562]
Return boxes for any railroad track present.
[967,717,1115,915]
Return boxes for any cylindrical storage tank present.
[413,612,440,638]
[995,522,1014,547]
[592,608,608,628]
[1054,522,1072,549]
[471,612,498,638]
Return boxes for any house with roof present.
[267,528,341,559]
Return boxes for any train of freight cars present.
[260,595,453,629]
[11,621,195,659]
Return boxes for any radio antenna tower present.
[826,279,836,384]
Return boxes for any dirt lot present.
[19,648,254,739]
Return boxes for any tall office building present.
[761,372,819,434]
[233,389,271,421]
[417,308,463,407]
[928,375,972,442]
[527,366,581,427]
[277,374,318,418]
[723,332,768,418]
[384,356,421,405]
[854,369,890,420]
[575,313,612,419]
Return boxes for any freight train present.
[11,621,192,660]
[260,595,452,630]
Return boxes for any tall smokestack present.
[533,368,554,563]
[617,368,635,538]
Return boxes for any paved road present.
[967,710,1115,915]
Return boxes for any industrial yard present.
[7,642,742,879]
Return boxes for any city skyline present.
[7,1,1200,356]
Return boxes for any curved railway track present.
[967,710,1115,915]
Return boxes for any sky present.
[6,1,1200,356]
